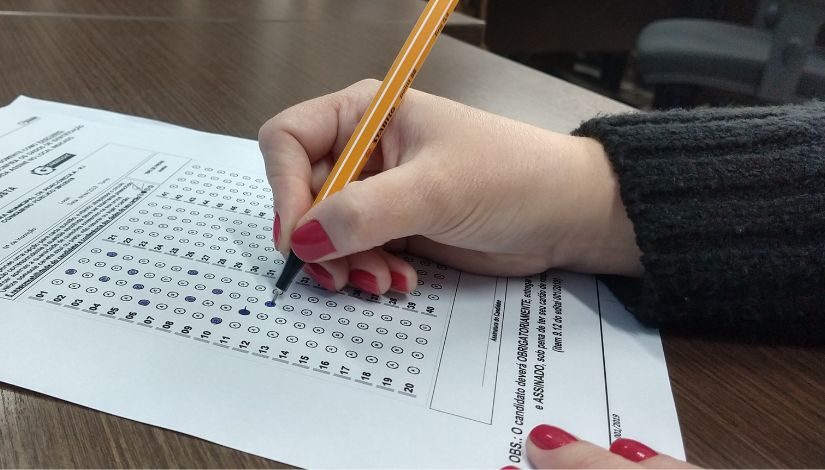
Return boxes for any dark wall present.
[484,0,760,55]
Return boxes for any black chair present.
[637,0,825,107]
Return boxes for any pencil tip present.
[268,287,284,307]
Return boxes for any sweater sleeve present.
[572,101,825,343]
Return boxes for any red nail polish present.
[390,271,408,292]
[609,438,658,462]
[304,263,335,291]
[350,269,380,295]
[273,213,281,247]
[529,424,577,450]
[500,466,519,470]
[291,220,336,261]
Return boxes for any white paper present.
[0,98,683,468]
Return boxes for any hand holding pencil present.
[268,0,461,297]
[259,80,642,294]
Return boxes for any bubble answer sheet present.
[0,97,683,468]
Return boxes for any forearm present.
[574,101,825,343]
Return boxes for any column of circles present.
[277,294,430,374]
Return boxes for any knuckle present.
[334,186,373,242]
[257,116,279,151]
[352,78,381,90]
[347,79,382,107]
[258,109,298,154]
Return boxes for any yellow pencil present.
[274,0,460,298]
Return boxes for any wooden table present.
[0,12,823,470]
[0,0,485,45]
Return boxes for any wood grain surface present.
[0,11,823,469]
[0,0,481,22]
[0,0,485,44]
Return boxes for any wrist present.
[552,136,643,276]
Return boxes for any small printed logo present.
[30,152,76,176]
[31,166,55,175]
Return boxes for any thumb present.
[287,161,440,262]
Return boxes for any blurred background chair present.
[476,0,825,108]
[483,0,710,93]
[637,0,825,107]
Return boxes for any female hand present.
[259,79,641,294]
[525,424,696,469]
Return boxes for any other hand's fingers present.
[527,425,638,469]
[611,439,698,469]
[527,425,695,469]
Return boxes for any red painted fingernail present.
[291,220,336,261]
[529,424,577,450]
[609,438,658,462]
[349,269,380,295]
[390,271,408,292]
[304,263,335,291]
[500,466,520,470]
[273,213,281,247]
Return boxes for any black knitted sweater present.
[573,101,825,344]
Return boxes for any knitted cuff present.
[573,102,825,342]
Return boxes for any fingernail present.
[291,220,336,261]
[305,263,335,291]
[273,213,281,247]
[609,438,658,462]
[350,269,380,295]
[500,466,520,470]
[529,424,577,450]
[390,271,408,292]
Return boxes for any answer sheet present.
[0,97,683,468]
